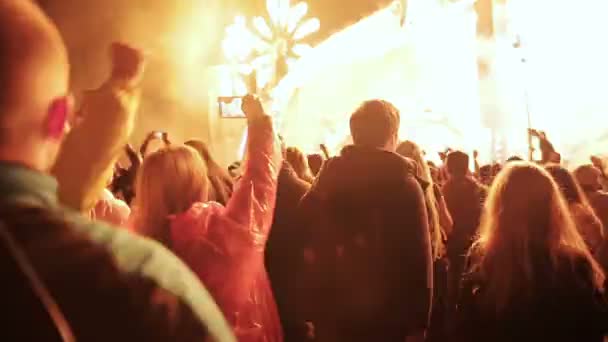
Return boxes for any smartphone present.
[218,96,246,118]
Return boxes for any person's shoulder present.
[62,212,234,339]
[463,177,487,194]
[68,212,192,279]
[308,155,340,187]
[318,155,340,172]
[591,190,608,203]
[67,213,178,277]
[45,206,233,340]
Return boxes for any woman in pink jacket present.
[132,95,283,341]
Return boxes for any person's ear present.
[45,95,73,140]
[388,133,398,151]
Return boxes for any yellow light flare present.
[253,16,273,40]
[287,2,308,33]
[490,0,608,164]
[292,43,312,56]
[293,18,320,40]
[220,0,320,93]
[222,16,254,61]
[273,1,485,160]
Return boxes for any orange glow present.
[487,0,608,165]
[220,0,320,93]
[274,1,483,161]
[209,0,608,166]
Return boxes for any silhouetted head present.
[396,141,426,177]
[446,151,470,179]
[0,0,71,171]
[350,99,400,151]
[545,164,584,205]
[506,156,523,163]
[574,165,602,192]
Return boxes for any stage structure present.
[474,0,608,165]
[218,0,321,160]
[221,0,320,96]
[272,0,484,162]
[211,0,608,166]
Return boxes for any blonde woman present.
[397,141,452,260]
[457,162,607,342]
[397,141,453,341]
[133,95,283,342]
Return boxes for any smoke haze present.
[38,0,228,147]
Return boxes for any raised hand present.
[241,94,268,123]
[439,151,447,162]
[52,42,145,212]
[320,144,330,160]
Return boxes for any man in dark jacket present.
[299,100,432,342]
[442,151,487,314]
[266,161,313,341]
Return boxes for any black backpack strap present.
[0,220,75,342]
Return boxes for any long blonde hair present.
[396,141,444,260]
[469,162,605,313]
[133,145,208,246]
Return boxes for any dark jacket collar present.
[339,145,429,190]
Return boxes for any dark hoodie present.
[265,162,312,341]
[298,145,432,342]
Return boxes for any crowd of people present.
[2,1,608,341]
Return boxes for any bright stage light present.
[270,1,484,160]
[217,0,608,166]
[490,0,608,165]
[220,0,320,94]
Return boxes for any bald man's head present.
[0,0,70,169]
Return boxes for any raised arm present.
[52,43,144,212]
[222,95,282,241]
[472,150,480,178]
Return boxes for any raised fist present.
[241,94,266,122]
[110,42,145,88]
